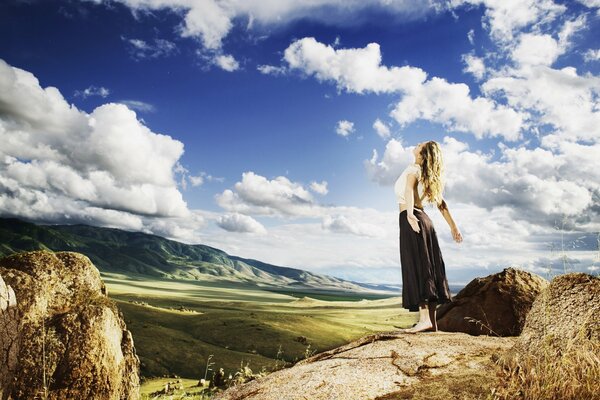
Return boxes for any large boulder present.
[0,250,140,400]
[505,272,599,354]
[436,267,549,336]
[494,272,600,400]
[0,274,19,393]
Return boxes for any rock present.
[436,267,549,336]
[493,272,600,400]
[212,331,516,400]
[0,250,140,400]
[504,272,599,357]
[0,274,19,395]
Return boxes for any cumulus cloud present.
[390,77,524,141]
[364,138,415,186]
[74,85,110,98]
[366,135,600,230]
[576,0,600,9]
[215,171,317,217]
[310,180,328,195]
[372,118,391,139]
[462,53,486,80]
[217,212,267,234]
[511,33,563,66]
[482,65,600,144]
[583,48,600,62]
[214,171,401,240]
[283,37,524,141]
[510,16,585,68]
[335,120,355,137]
[448,0,566,42]
[0,58,190,231]
[284,37,427,94]
[213,54,240,72]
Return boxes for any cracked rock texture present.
[213,331,515,400]
[0,250,140,400]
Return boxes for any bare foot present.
[404,320,433,333]
[393,323,416,330]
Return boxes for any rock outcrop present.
[493,272,600,400]
[436,267,549,336]
[0,274,19,394]
[502,272,599,358]
[0,250,140,400]
[212,331,516,400]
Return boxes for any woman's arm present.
[404,173,420,232]
[438,197,463,242]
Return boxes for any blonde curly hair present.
[419,140,445,207]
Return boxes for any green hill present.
[0,217,394,292]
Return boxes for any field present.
[101,272,418,396]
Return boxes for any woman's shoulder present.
[405,163,421,176]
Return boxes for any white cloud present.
[215,171,318,218]
[322,214,385,238]
[449,0,566,42]
[214,54,240,72]
[257,64,287,75]
[284,37,427,94]
[365,135,600,230]
[93,0,438,56]
[482,65,600,144]
[74,85,110,98]
[117,100,155,113]
[217,213,267,234]
[310,180,328,195]
[583,48,600,62]
[364,138,415,186]
[0,58,190,230]
[122,37,177,59]
[335,120,355,137]
[372,118,391,139]
[283,38,524,141]
[467,28,475,45]
[509,15,585,68]
[577,0,600,8]
[511,33,562,66]
[189,175,204,187]
[390,77,524,141]
[214,171,406,241]
[462,53,486,80]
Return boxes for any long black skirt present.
[399,207,452,312]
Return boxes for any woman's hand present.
[407,213,420,233]
[451,226,463,243]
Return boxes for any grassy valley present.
[0,216,424,396]
[103,272,415,380]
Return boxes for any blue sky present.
[1,0,599,285]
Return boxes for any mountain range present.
[0,217,398,293]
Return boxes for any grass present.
[489,290,600,400]
[101,272,418,396]
[491,332,600,400]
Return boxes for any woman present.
[394,140,462,333]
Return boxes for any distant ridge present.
[0,217,397,294]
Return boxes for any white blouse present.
[394,163,424,205]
